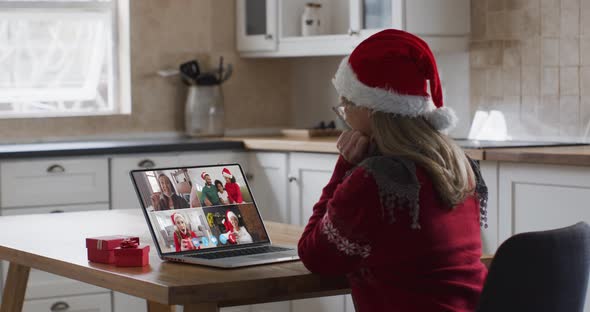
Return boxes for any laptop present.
[130,163,299,268]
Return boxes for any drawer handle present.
[50,301,70,312]
[288,176,297,183]
[46,164,65,173]
[50,210,64,214]
[137,159,156,168]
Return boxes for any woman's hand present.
[151,192,161,210]
[337,130,370,165]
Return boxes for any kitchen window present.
[0,0,130,118]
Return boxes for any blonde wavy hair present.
[370,111,475,208]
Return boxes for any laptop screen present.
[130,164,270,255]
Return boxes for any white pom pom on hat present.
[424,106,458,131]
[332,29,457,132]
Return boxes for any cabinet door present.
[498,162,590,241]
[237,0,278,51]
[289,153,338,226]
[498,162,590,311]
[350,0,402,38]
[113,292,147,312]
[23,293,111,312]
[248,152,289,223]
[289,153,344,312]
[177,151,248,168]
[110,154,179,210]
[0,157,109,208]
[0,204,109,300]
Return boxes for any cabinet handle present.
[265,33,273,40]
[50,210,64,214]
[348,29,360,36]
[46,164,65,173]
[137,159,156,168]
[50,301,70,312]
[245,173,254,181]
[288,176,297,183]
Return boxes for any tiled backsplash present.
[0,0,292,143]
[471,0,590,141]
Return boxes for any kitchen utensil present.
[196,73,220,86]
[220,64,233,83]
[180,60,200,84]
[218,56,224,83]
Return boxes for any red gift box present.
[85,236,139,264]
[114,244,150,267]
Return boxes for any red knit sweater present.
[298,156,487,312]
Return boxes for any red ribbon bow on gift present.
[120,238,139,249]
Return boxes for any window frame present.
[0,0,131,119]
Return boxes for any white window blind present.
[0,0,130,118]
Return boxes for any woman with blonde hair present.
[298,29,488,312]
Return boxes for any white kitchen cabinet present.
[238,0,470,57]
[113,292,148,312]
[288,153,349,312]
[498,162,590,311]
[0,204,109,300]
[110,153,180,210]
[22,293,112,312]
[177,150,248,168]
[248,152,289,223]
[0,157,109,208]
[498,162,590,241]
[288,153,338,226]
[237,0,278,52]
[479,161,499,254]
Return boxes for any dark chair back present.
[477,222,590,312]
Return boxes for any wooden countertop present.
[484,145,590,166]
[224,136,485,160]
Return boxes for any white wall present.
[289,52,471,138]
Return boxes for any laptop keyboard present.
[187,246,292,260]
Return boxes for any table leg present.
[147,301,175,312]
[184,303,219,312]
[0,262,30,312]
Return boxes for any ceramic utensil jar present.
[185,85,225,137]
[184,57,232,137]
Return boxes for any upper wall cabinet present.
[237,0,470,57]
[237,0,278,52]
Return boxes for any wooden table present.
[0,210,493,312]
[0,210,350,312]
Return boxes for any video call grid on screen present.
[131,164,269,255]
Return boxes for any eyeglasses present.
[331,104,347,123]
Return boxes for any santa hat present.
[171,213,184,224]
[332,29,457,131]
[222,168,233,179]
[201,172,209,180]
[223,210,237,232]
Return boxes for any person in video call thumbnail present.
[151,174,190,211]
[223,210,252,244]
[215,180,229,205]
[222,168,244,204]
[172,213,199,252]
[200,172,221,206]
